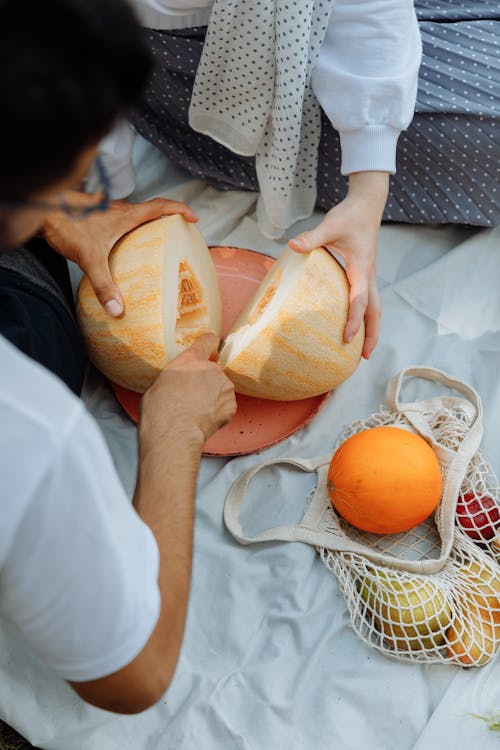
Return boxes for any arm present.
[290,0,422,358]
[2,336,234,715]
[69,430,203,714]
[69,333,236,713]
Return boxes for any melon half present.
[76,214,221,393]
[218,246,364,400]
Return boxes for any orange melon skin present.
[219,248,364,401]
[327,426,443,535]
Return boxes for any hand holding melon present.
[139,332,237,451]
[44,194,198,317]
[77,214,222,393]
[288,170,388,359]
[77,216,365,400]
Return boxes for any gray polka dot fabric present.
[189,0,333,238]
[131,2,500,227]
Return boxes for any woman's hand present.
[41,193,198,317]
[288,171,389,359]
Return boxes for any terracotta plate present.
[111,246,329,456]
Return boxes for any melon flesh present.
[219,246,364,400]
[76,214,221,393]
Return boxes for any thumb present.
[187,331,220,360]
[86,261,124,317]
[288,220,339,254]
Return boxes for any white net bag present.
[224,367,500,666]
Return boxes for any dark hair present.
[0,0,152,197]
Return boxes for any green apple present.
[359,570,452,651]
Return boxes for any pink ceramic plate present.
[111,246,329,456]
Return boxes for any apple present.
[458,560,500,624]
[456,492,500,542]
[492,532,500,554]
[446,608,499,666]
[359,570,451,651]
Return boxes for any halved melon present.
[76,214,221,393]
[218,246,364,400]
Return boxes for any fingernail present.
[345,332,353,343]
[104,298,123,317]
[290,238,305,251]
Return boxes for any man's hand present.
[139,332,237,456]
[71,333,236,714]
[42,192,198,317]
[288,171,389,360]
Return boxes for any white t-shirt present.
[0,334,160,682]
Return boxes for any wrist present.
[39,208,69,239]
[139,416,205,461]
[346,172,389,217]
[347,171,389,195]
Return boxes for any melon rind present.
[76,214,221,393]
[219,246,364,400]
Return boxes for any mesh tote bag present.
[224,367,500,666]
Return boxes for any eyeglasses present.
[0,157,111,219]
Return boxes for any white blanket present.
[1,136,500,749]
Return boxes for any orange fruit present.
[445,606,500,666]
[327,426,442,534]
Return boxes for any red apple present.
[456,492,500,541]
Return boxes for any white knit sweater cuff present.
[339,125,401,175]
[106,161,136,200]
[133,6,213,31]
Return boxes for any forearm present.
[66,336,234,714]
[133,423,204,686]
[67,429,204,714]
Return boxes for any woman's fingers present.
[132,197,198,224]
[343,262,380,360]
[362,278,382,359]
[288,211,342,254]
[344,262,370,344]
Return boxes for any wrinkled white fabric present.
[1,136,499,749]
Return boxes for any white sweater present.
[102,0,421,198]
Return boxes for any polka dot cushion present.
[132,2,500,227]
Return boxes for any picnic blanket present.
[0,135,500,749]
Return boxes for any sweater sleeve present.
[311,0,422,175]
[97,119,136,199]
[130,0,213,30]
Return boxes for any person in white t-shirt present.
[0,0,236,715]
